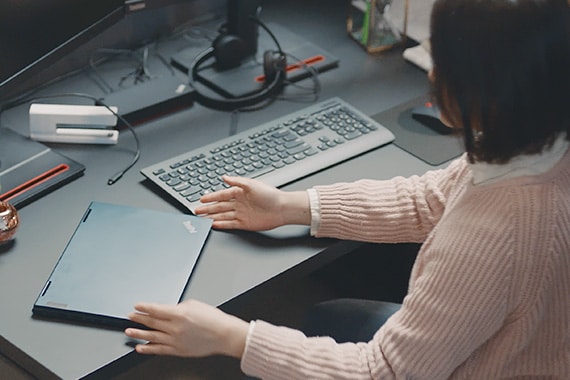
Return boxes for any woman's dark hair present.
[430,0,570,164]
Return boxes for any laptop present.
[0,127,85,208]
[32,201,213,329]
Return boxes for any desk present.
[0,1,442,378]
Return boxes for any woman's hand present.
[125,299,249,359]
[194,175,310,231]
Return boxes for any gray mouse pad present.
[372,95,464,166]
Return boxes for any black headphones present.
[188,18,287,111]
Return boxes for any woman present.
[125,0,570,378]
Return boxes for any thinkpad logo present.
[183,220,197,234]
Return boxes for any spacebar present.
[246,166,275,179]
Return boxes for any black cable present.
[250,17,321,101]
[89,47,160,93]
[282,51,321,100]
[220,16,320,133]
[249,16,283,55]
[2,92,140,186]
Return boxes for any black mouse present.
[411,102,452,135]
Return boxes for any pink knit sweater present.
[240,151,570,379]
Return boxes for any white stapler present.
[29,103,119,144]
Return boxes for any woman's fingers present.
[127,303,177,332]
[133,303,175,320]
[125,327,168,344]
[125,329,179,356]
[195,201,236,217]
[135,342,175,356]
[199,186,241,204]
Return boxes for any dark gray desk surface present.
[0,1,450,378]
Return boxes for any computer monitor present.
[0,0,126,103]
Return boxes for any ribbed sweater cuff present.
[240,320,307,380]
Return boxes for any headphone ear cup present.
[213,34,245,70]
[263,50,287,85]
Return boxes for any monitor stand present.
[170,23,340,99]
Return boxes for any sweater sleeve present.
[312,156,469,243]
[240,197,517,379]
[239,157,549,379]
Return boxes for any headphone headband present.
[188,22,286,111]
